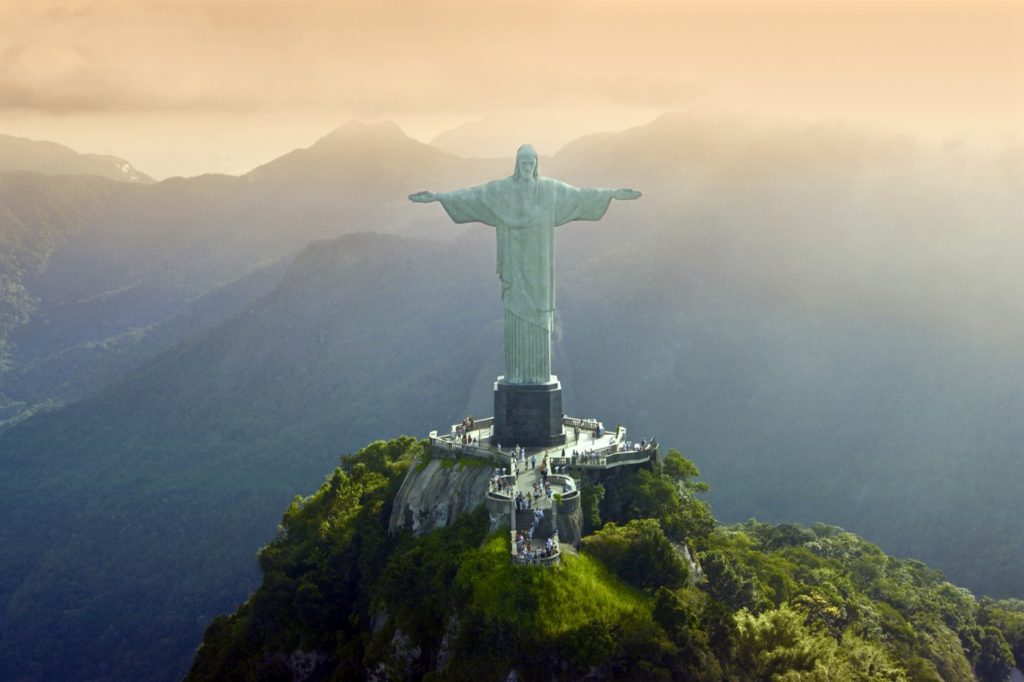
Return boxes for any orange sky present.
[1,0,1021,178]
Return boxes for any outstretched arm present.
[552,182,640,226]
[410,182,502,226]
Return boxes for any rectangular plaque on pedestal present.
[491,376,566,448]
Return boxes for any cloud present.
[0,0,1019,138]
[0,40,269,114]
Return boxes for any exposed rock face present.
[287,650,326,682]
[251,649,327,681]
[435,615,460,673]
[385,629,421,680]
[674,541,704,586]
[388,458,494,536]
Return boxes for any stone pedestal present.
[491,376,566,448]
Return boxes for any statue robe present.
[438,177,614,384]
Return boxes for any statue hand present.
[409,191,438,203]
[612,188,641,200]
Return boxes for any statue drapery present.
[437,177,614,383]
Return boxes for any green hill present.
[188,437,1024,681]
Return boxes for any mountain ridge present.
[0,133,154,183]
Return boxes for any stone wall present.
[555,491,582,546]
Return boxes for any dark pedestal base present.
[491,377,566,448]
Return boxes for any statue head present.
[513,144,538,181]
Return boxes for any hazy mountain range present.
[0,122,507,426]
[0,134,154,184]
[0,115,1020,680]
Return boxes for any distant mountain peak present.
[0,133,154,183]
[313,120,411,147]
[244,119,445,183]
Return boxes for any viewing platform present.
[429,416,657,472]
[428,415,659,567]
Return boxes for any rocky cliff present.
[388,458,494,536]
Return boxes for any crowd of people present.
[513,512,559,564]
[491,471,557,507]
[490,476,516,496]
[619,438,656,452]
[557,436,658,466]
[454,416,480,445]
[569,448,603,465]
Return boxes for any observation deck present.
[428,415,659,566]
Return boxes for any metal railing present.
[487,475,518,500]
[428,434,509,466]
[511,548,561,567]
[447,416,495,433]
[563,416,601,431]
[546,473,577,493]
[426,416,653,471]
[560,446,655,469]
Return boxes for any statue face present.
[517,155,537,179]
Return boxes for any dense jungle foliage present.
[188,437,1023,681]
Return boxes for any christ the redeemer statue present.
[410,144,640,386]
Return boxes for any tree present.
[733,605,837,680]
[601,450,715,544]
[961,624,1015,682]
[580,478,605,535]
[701,550,763,612]
[581,519,691,590]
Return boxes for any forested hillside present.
[0,172,122,366]
[188,437,1024,681]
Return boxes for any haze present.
[1,0,1021,178]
